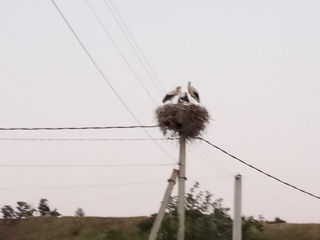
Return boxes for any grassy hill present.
[0,216,146,240]
[262,223,320,240]
[0,217,320,240]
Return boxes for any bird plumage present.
[162,86,181,103]
[188,82,200,102]
[178,92,190,104]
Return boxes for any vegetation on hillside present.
[0,216,145,240]
[138,182,265,240]
[0,216,318,240]
[1,199,60,219]
[1,183,318,240]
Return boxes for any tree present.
[16,201,36,218]
[138,182,265,240]
[1,205,17,219]
[273,217,286,223]
[242,216,265,240]
[265,217,286,224]
[75,208,85,217]
[50,208,61,217]
[38,199,51,216]
[38,199,60,217]
[1,199,61,219]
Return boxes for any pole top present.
[235,174,242,179]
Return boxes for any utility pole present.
[156,90,209,240]
[178,135,186,240]
[148,169,179,240]
[232,174,242,240]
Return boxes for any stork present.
[178,92,190,104]
[188,82,200,103]
[162,86,181,103]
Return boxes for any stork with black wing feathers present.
[188,82,200,103]
[162,86,182,103]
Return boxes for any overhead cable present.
[51,0,148,125]
[0,125,158,131]
[86,0,159,106]
[0,181,163,191]
[198,137,320,200]
[0,163,174,168]
[0,137,171,141]
[103,0,166,94]
[50,0,175,161]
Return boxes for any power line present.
[249,180,317,221]
[0,163,174,168]
[0,181,162,191]
[192,146,233,177]
[51,0,139,123]
[0,125,158,131]
[0,137,172,141]
[85,0,159,106]
[197,143,234,176]
[56,191,160,207]
[102,0,166,95]
[50,0,175,162]
[108,0,167,93]
[198,137,320,200]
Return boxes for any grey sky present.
[0,0,320,223]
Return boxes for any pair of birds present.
[162,82,200,104]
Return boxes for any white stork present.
[188,82,200,103]
[178,92,190,104]
[162,86,181,103]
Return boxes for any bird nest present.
[156,103,210,139]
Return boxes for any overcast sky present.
[0,0,320,223]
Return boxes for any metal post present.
[148,169,179,240]
[178,135,186,240]
[232,174,242,240]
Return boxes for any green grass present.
[0,217,320,240]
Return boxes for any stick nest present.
[156,103,210,139]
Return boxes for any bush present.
[139,182,265,240]
[101,229,125,240]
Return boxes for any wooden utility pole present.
[148,169,179,240]
[178,135,186,240]
[232,174,242,240]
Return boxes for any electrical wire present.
[0,137,172,141]
[248,179,317,222]
[0,163,174,168]
[86,0,159,106]
[197,143,234,176]
[109,0,167,93]
[50,0,175,162]
[192,146,233,177]
[198,137,320,200]
[55,190,160,207]
[0,181,163,191]
[0,125,158,131]
[51,0,139,123]
[102,0,166,95]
